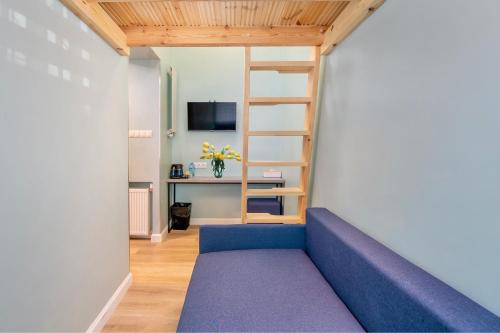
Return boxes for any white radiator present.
[129,188,150,237]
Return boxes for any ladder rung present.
[246,213,303,224]
[246,187,305,197]
[247,160,308,167]
[249,61,315,73]
[249,97,312,105]
[247,130,310,137]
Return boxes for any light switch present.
[129,130,153,138]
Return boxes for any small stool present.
[247,198,282,215]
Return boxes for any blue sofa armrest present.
[199,224,306,254]
[305,208,500,332]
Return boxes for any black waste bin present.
[171,202,192,230]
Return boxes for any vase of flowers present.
[200,142,241,178]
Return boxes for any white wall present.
[0,0,129,330]
[154,47,310,218]
[312,0,500,315]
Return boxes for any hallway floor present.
[103,227,199,332]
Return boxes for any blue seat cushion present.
[177,249,365,332]
[247,197,281,215]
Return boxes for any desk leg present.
[168,184,178,232]
[173,183,176,203]
[167,183,171,232]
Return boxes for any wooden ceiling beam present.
[90,0,351,3]
[60,0,129,55]
[125,26,325,47]
[321,0,384,55]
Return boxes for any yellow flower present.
[236,157,241,161]
[227,155,234,159]
[220,154,225,160]
[209,153,214,158]
[234,153,240,157]
[200,155,206,159]
[225,145,231,150]
[210,144,215,149]
[203,142,210,148]
[202,148,209,153]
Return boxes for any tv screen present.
[188,102,236,131]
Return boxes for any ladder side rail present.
[241,47,251,223]
[298,46,321,223]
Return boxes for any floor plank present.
[103,227,199,332]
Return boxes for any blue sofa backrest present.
[305,208,500,332]
[199,224,305,254]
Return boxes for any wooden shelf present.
[249,97,312,105]
[247,160,308,167]
[249,61,315,73]
[247,130,311,137]
[246,213,303,224]
[246,187,305,197]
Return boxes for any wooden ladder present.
[241,46,321,224]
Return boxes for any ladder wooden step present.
[249,61,315,73]
[247,160,308,167]
[247,130,311,137]
[246,187,305,197]
[249,97,312,105]
[241,46,321,226]
[246,213,303,224]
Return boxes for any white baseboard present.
[190,218,241,225]
[87,272,132,333]
[150,224,168,243]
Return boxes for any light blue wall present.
[311,0,500,315]
[157,51,173,233]
[129,60,161,185]
[128,49,172,234]
[0,0,129,330]
[155,47,310,218]
[128,59,163,233]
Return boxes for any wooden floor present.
[103,227,199,332]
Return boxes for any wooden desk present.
[165,177,285,231]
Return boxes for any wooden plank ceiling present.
[99,1,349,28]
[61,0,384,56]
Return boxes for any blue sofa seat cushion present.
[177,249,365,332]
[247,197,281,215]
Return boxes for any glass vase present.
[212,159,225,178]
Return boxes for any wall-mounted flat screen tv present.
[188,102,236,131]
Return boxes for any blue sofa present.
[178,208,500,332]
